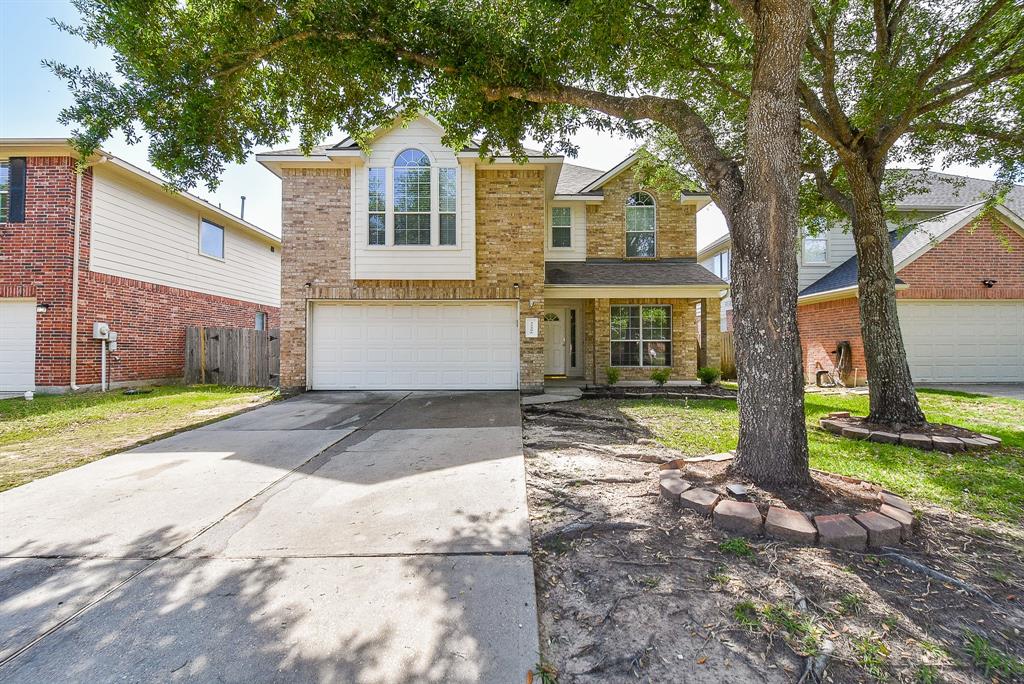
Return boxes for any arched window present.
[393,148,432,245]
[625,191,656,257]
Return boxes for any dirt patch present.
[525,400,1024,683]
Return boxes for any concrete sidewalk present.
[0,391,538,683]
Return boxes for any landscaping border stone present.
[819,413,999,453]
[653,465,922,551]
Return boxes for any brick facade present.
[586,297,700,382]
[279,167,547,392]
[0,155,279,391]
[585,172,697,259]
[797,211,1024,384]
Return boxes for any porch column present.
[700,298,721,370]
[593,298,610,383]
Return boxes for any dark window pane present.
[395,213,431,245]
[552,225,571,247]
[396,149,430,167]
[369,213,385,245]
[439,214,456,245]
[570,309,577,367]
[642,305,670,340]
[626,231,655,257]
[626,191,655,207]
[643,341,671,366]
[199,219,224,258]
[610,306,640,340]
[611,341,640,366]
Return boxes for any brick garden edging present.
[658,459,918,551]
[819,412,1002,453]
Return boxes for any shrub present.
[605,366,621,385]
[650,368,671,386]
[697,366,721,385]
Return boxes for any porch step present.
[521,387,583,405]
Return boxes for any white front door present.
[309,301,519,390]
[545,309,566,375]
[0,299,37,393]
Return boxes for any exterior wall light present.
[982,279,997,288]
[35,304,49,314]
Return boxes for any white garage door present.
[0,299,37,393]
[899,301,1024,382]
[310,301,519,390]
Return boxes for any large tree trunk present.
[845,159,926,425]
[727,0,812,486]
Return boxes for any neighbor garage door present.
[0,299,37,393]
[310,301,519,389]
[898,300,1024,382]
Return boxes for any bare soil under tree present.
[524,401,1024,683]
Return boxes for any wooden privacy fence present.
[185,326,280,387]
[720,331,736,379]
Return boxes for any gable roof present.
[893,171,1024,214]
[0,138,279,245]
[555,162,605,195]
[798,203,1023,299]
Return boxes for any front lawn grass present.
[618,389,1024,524]
[0,385,276,491]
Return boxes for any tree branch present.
[805,161,855,216]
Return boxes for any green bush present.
[697,366,721,385]
[605,366,621,385]
[650,368,671,386]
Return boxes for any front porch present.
[541,295,721,387]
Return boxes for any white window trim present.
[365,148,462,250]
[549,204,573,249]
[801,232,829,265]
[610,304,673,367]
[625,192,657,259]
[198,217,226,261]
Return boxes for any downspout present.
[69,168,83,391]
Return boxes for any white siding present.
[544,202,587,261]
[798,224,856,291]
[89,166,280,306]
[350,118,476,280]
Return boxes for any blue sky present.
[0,0,996,243]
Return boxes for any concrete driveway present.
[920,383,1024,401]
[0,391,537,683]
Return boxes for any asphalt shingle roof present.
[893,171,1024,214]
[798,204,983,297]
[555,163,605,195]
[546,259,727,287]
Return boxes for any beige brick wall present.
[585,173,697,259]
[587,298,698,383]
[279,166,546,392]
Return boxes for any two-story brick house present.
[257,116,725,393]
[0,139,281,394]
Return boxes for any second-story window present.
[802,230,828,264]
[0,162,9,223]
[368,167,386,245]
[199,218,225,259]
[625,191,656,258]
[713,250,731,282]
[439,167,457,245]
[551,207,572,248]
[393,148,432,245]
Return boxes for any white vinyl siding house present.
[350,117,476,280]
[89,164,280,307]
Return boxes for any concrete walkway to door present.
[0,391,538,683]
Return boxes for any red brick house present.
[798,202,1024,384]
[698,173,1024,384]
[0,140,281,394]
